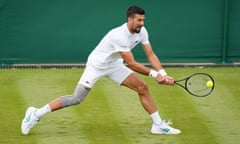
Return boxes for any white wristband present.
[149,70,158,78]
[158,69,167,76]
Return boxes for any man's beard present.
[133,27,141,33]
[135,29,141,33]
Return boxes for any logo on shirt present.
[120,45,128,48]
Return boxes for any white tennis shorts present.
[78,64,133,88]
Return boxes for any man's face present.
[128,14,145,33]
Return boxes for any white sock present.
[35,104,51,119]
[150,111,162,125]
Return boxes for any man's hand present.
[156,74,175,86]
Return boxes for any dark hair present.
[126,6,145,18]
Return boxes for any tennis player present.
[21,5,181,135]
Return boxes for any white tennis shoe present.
[21,107,39,135]
[151,120,181,135]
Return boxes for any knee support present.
[60,85,89,107]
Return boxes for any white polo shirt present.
[87,23,150,69]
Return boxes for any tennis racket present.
[174,73,215,97]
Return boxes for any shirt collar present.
[124,23,134,37]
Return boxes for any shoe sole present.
[151,131,181,135]
[151,128,181,135]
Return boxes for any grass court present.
[0,67,239,144]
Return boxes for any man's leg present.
[21,64,103,135]
[108,65,163,125]
[121,73,181,134]
[37,84,90,115]
[21,84,90,135]
[121,73,161,120]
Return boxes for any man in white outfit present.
[21,5,181,135]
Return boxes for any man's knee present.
[61,85,90,107]
[136,81,149,94]
[68,95,82,106]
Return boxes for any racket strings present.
[186,75,213,96]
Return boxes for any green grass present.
[0,68,240,144]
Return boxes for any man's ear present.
[127,15,134,23]
[127,17,131,23]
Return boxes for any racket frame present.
[174,73,215,97]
